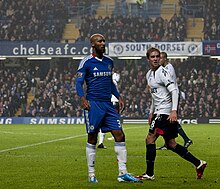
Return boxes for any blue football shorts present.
[84,101,122,133]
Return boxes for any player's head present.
[146,47,160,59]
[90,33,105,56]
[146,47,160,70]
[160,52,168,66]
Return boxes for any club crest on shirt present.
[76,72,83,78]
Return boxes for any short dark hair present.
[146,47,160,59]
[160,52,168,58]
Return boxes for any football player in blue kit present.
[76,33,140,183]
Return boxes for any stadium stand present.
[0,0,68,41]
[66,0,219,42]
[0,0,219,119]
[1,0,219,42]
[4,56,216,119]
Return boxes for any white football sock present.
[86,143,96,175]
[114,142,128,175]
[98,131,105,145]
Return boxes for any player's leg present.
[86,132,98,183]
[98,130,106,149]
[84,101,105,183]
[165,138,207,179]
[136,132,157,180]
[177,123,193,148]
[111,129,127,174]
[157,122,193,150]
[107,102,120,141]
[105,102,140,182]
[136,115,160,180]
[111,129,141,182]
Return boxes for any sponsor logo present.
[188,44,198,54]
[0,118,12,124]
[113,44,124,55]
[93,71,112,77]
[178,119,197,124]
[30,118,84,124]
[204,44,216,54]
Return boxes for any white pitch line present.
[0,134,87,153]
[0,131,68,136]
[0,125,146,154]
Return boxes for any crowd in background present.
[77,13,186,42]
[0,0,68,41]
[0,57,219,119]
[0,0,219,42]
[179,0,220,40]
[202,0,220,40]
[0,0,219,118]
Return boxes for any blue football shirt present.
[76,54,120,101]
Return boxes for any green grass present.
[0,124,219,189]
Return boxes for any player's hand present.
[118,96,125,113]
[80,96,91,110]
[167,110,177,123]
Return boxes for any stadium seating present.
[0,1,219,119]
[0,0,68,42]
[4,56,217,119]
[1,0,219,42]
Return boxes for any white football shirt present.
[146,66,177,115]
[164,63,179,93]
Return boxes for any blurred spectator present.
[0,0,68,42]
[1,57,218,119]
[77,13,186,43]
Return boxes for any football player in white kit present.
[136,47,207,180]
[156,52,193,150]
[98,70,120,148]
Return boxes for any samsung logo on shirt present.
[93,72,112,77]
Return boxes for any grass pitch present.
[0,124,219,189]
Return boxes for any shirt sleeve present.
[160,67,178,110]
[171,89,178,111]
[160,68,176,93]
[75,64,86,98]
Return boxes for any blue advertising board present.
[0,117,84,124]
[1,41,220,57]
[0,42,94,57]
[203,41,220,55]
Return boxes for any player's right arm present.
[148,98,154,125]
[76,62,90,110]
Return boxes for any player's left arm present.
[168,89,178,122]
[111,81,124,113]
[161,68,178,122]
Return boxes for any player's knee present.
[146,134,155,144]
[88,133,98,144]
[112,130,125,142]
[166,140,177,149]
